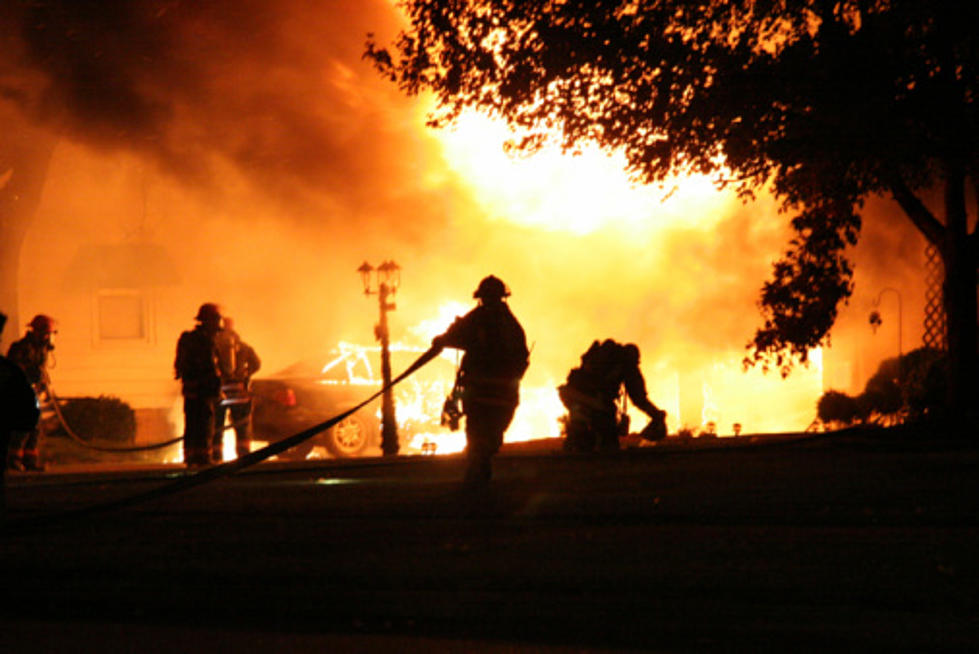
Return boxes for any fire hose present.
[46,384,250,454]
[45,384,185,453]
[3,345,444,532]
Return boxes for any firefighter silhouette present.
[559,339,667,452]
[6,314,56,471]
[174,303,223,467]
[1,312,42,507]
[431,276,529,485]
[212,316,261,461]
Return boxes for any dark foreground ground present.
[2,430,979,652]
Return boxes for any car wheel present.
[324,412,372,458]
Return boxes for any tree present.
[366,1,978,426]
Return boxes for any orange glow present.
[6,1,920,467]
[29,115,825,461]
[427,111,824,439]
[438,111,727,235]
[405,301,473,343]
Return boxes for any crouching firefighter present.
[559,339,667,453]
[431,275,529,486]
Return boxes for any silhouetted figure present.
[0,312,41,512]
[213,316,261,462]
[175,303,223,467]
[431,276,529,486]
[6,314,56,471]
[559,339,667,452]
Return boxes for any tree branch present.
[887,177,946,249]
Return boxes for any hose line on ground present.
[2,345,444,533]
[45,384,184,453]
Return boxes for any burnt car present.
[250,343,458,460]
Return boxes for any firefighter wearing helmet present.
[558,339,667,452]
[0,312,41,502]
[5,314,53,472]
[212,316,261,462]
[174,303,224,467]
[431,275,529,486]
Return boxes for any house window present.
[96,290,147,341]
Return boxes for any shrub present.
[818,390,862,427]
[51,396,136,444]
[901,347,947,421]
[817,347,949,429]
[862,357,903,417]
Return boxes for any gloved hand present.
[639,410,668,441]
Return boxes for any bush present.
[51,396,136,444]
[902,347,947,421]
[818,390,863,427]
[863,358,903,417]
[817,347,948,429]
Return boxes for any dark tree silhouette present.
[366,1,978,425]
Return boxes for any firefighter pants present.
[183,396,216,466]
[213,401,253,461]
[7,427,43,469]
[564,405,619,453]
[462,399,516,484]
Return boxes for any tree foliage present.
[367,1,978,410]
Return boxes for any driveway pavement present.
[3,430,978,651]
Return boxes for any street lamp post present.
[358,260,401,456]
[869,286,903,381]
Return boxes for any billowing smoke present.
[2,0,432,219]
[2,0,466,358]
[1,1,931,435]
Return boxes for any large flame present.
[439,111,728,236]
[419,112,824,443]
[159,107,828,464]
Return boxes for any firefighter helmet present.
[473,275,510,300]
[195,303,222,322]
[28,314,57,334]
